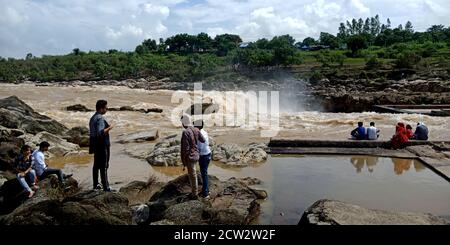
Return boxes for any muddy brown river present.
[1,84,450,224]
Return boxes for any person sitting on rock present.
[366,122,380,140]
[413,122,429,140]
[194,120,211,199]
[16,145,39,198]
[180,114,205,200]
[351,122,366,140]
[32,141,72,185]
[390,123,409,149]
[406,124,414,139]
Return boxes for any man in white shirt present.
[32,141,72,184]
[195,120,211,199]
[366,122,380,140]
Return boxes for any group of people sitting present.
[391,122,429,149]
[15,141,72,198]
[351,121,429,149]
[351,122,381,140]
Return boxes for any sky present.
[1,0,449,58]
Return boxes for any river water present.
[1,84,449,224]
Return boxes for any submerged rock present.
[146,174,265,225]
[117,130,159,144]
[0,96,68,135]
[66,104,92,112]
[299,199,449,225]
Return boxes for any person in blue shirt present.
[89,100,114,192]
[413,122,429,140]
[351,122,366,140]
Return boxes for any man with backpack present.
[180,114,205,200]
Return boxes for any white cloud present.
[350,0,370,14]
[1,0,450,58]
[141,3,170,18]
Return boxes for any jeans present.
[186,161,198,195]
[199,153,211,196]
[38,168,64,183]
[93,146,110,190]
[17,170,36,192]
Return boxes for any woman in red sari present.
[406,124,414,139]
[391,122,409,149]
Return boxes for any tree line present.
[1,15,449,82]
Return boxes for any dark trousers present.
[38,168,64,183]
[199,153,211,196]
[93,146,110,190]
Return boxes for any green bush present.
[395,51,422,69]
[310,70,325,82]
[365,55,382,70]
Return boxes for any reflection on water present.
[349,156,426,175]
[350,156,379,173]
[31,151,450,225]
[263,155,450,225]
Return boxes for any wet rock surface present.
[146,174,265,225]
[117,130,159,144]
[212,143,268,166]
[299,199,449,225]
[0,96,68,135]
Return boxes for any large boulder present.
[299,199,449,225]
[0,171,8,188]
[0,187,132,225]
[119,179,164,206]
[26,131,81,157]
[0,96,68,135]
[212,143,267,166]
[131,204,150,225]
[0,176,79,215]
[186,103,220,115]
[146,134,181,166]
[0,127,25,170]
[117,130,159,144]
[64,126,90,147]
[146,174,265,225]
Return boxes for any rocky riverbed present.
[1,82,450,225]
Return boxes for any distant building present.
[298,44,330,51]
[239,42,251,48]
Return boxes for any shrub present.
[365,55,382,70]
[395,51,422,69]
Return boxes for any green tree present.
[346,35,368,57]
[195,32,213,52]
[25,53,33,60]
[302,37,318,46]
[319,32,339,49]
[214,34,242,56]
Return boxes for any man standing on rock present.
[180,114,205,199]
[89,100,114,192]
